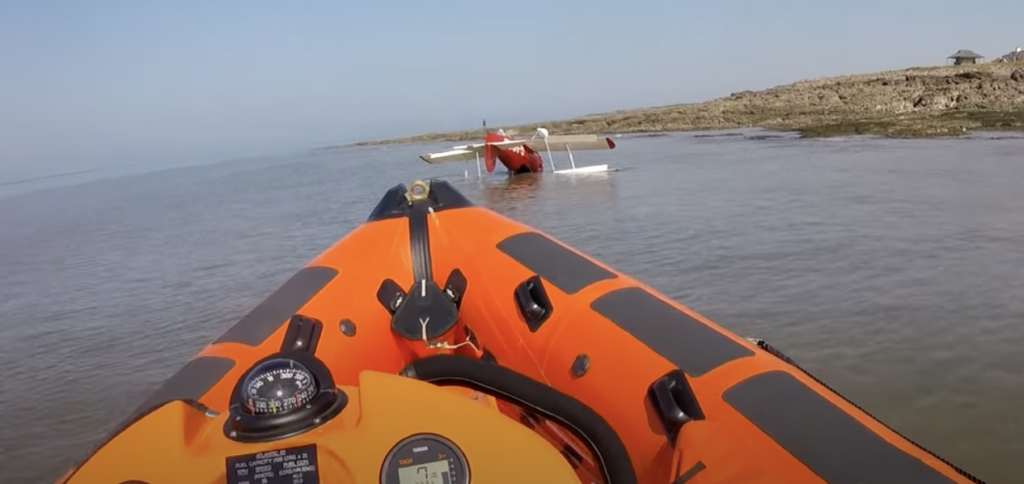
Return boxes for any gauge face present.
[240,358,318,415]
[381,434,469,484]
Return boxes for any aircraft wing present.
[418,140,529,164]
[418,148,480,164]
[520,135,616,152]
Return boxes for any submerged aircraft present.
[419,124,617,176]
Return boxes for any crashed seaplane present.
[418,125,617,177]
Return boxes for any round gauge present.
[380,434,469,484]
[239,358,318,415]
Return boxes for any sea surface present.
[1,130,1022,483]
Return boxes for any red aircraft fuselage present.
[484,131,544,175]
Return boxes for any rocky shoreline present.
[351,62,1024,146]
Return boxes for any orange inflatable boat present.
[58,179,986,484]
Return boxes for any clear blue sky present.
[1,0,1021,179]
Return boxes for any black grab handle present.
[514,275,554,332]
[402,355,638,484]
[647,370,705,446]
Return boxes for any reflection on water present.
[464,171,618,221]
[479,173,544,208]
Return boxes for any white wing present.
[418,140,529,164]
[520,135,616,152]
[418,148,480,164]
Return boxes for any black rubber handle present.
[402,355,638,484]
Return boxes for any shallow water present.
[1,130,1022,483]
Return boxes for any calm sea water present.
[1,130,1022,483]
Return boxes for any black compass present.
[226,351,348,443]
[240,358,318,415]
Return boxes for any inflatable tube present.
[57,179,986,484]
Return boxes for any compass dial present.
[240,358,318,415]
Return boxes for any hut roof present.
[948,49,984,59]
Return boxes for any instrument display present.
[381,434,469,484]
[397,458,451,484]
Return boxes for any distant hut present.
[947,49,984,65]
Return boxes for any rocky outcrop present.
[994,47,1024,63]
[353,63,1024,144]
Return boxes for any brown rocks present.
[955,71,984,80]
[353,63,1024,145]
